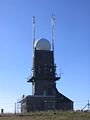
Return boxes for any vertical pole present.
[32,16,35,71]
[51,15,56,78]
[15,102,16,115]
[32,16,35,95]
[51,15,55,51]
[32,16,35,52]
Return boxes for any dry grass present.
[0,111,90,120]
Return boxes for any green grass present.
[0,111,90,120]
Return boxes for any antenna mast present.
[32,16,35,52]
[32,16,35,74]
[51,15,55,51]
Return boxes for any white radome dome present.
[34,38,51,50]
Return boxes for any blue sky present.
[0,0,90,112]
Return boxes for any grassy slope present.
[0,111,90,120]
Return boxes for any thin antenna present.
[51,15,55,51]
[32,16,35,73]
[32,16,35,52]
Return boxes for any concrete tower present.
[28,38,60,96]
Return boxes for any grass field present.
[0,111,90,120]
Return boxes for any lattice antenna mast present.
[32,16,35,73]
[82,100,90,111]
[32,16,35,53]
[51,15,55,51]
[88,100,90,110]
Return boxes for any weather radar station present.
[20,16,73,113]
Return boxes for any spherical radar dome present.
[34,38,51,50]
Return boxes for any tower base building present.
[21,93,73,113]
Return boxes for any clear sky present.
[0,0,90,112]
